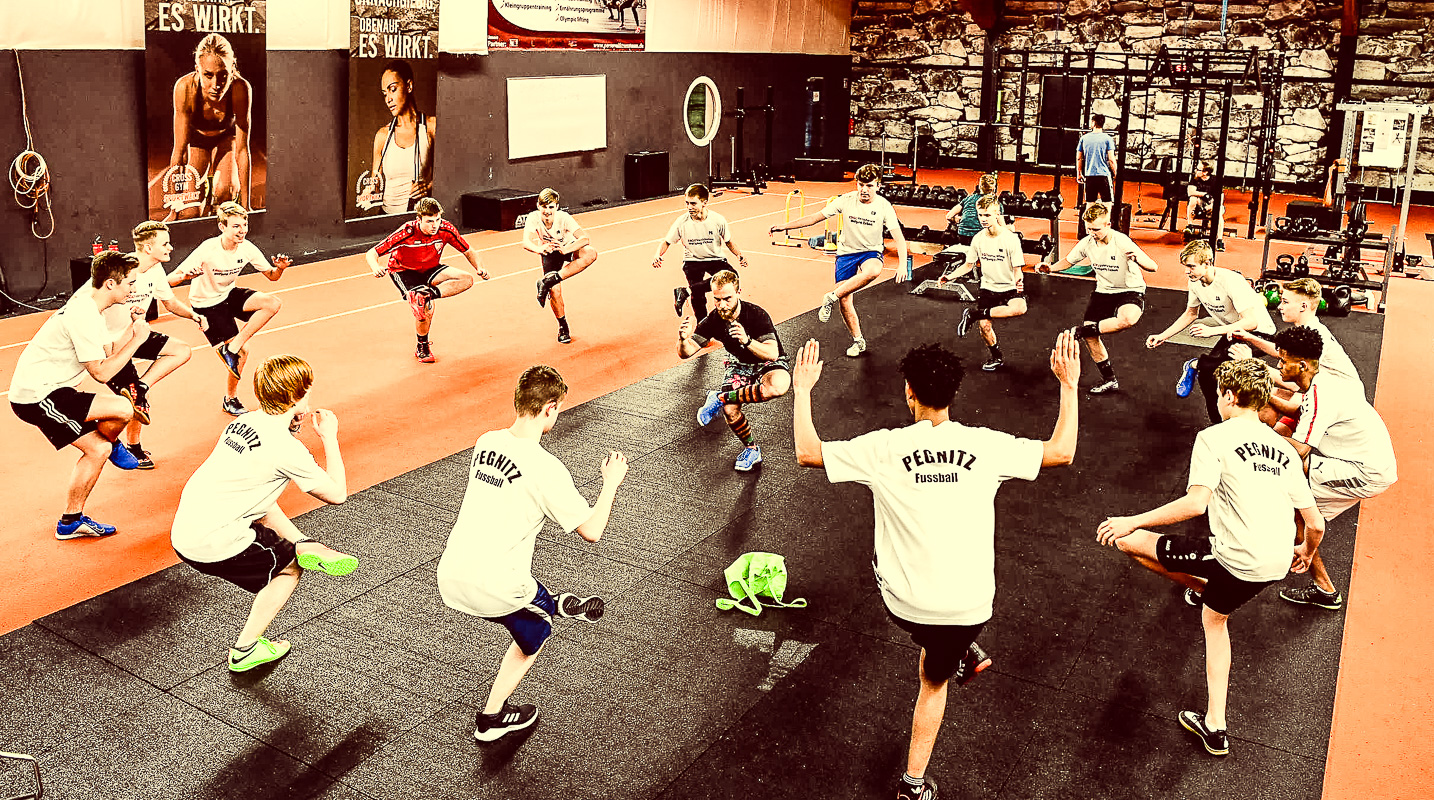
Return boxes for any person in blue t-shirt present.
[1076,115,1117,206]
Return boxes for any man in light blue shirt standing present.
[1076,114,1117,207]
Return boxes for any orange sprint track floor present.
[1,180,1430,800]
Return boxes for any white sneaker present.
[846,337,867,358]
[817,292,838,323]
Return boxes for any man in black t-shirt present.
[678,270,791,472]
[1186,162,1224,242]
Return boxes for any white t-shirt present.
[1189,416,1315,582]
[1187,267,1274,334]
[823,192,901,256]
[1294,371,1397,484]
[171,411,332,563]
[1066,230,1147,293]
[437,430,594,618]
[7,291,109,405]
[524,209,581,249]
[971,227,1025,292]
[74,263,177,341]
[1306,319,1363,392]
[823,420,1044,625]
[173,237,268,309]
[665,211,731,261]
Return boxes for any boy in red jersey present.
[365,197,489,362]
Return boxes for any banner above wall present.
[488,0,644,51]
[144,0,268,223]
[346,0,441,222]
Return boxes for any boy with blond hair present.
[525,188,599,344]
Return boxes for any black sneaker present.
[1183,587,1202,607]
[673,286,691,317]
[1089,378,1120,395]
[119,385,150,426]
[127,443,155,471]
[896,775,938,800]
[1279,584,1344,610]
[556,593,604,622]
[1178,710,1229,756]
[537,273,560,307]
[415,341,436,363]
[955,307,973,338]
[558,328,572,345]
[474,702,538,742]
[981,357,1003,372]
[221,396,247,416]
[216,344,242,380]
[953,642,992,686]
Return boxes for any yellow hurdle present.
[773,190,806,247]
[821,196,843,252]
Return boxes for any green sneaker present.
[228,637,291,672]
[296,548,359,577]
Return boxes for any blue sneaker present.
[216,344,242,380]
[1176,358,1199,398]
[56,515,117,540]
[697,391,723,426]
[108,441,141,470]
[734,445,763,472]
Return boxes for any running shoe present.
[108,441,141,470]
[896,776,938,800]
[956,307,973,338]
[297,546,359,577]
[981,357,1004,372]
[953,642,992,687]
[537,273,560,307]
[1175,358,1199,398]
[228,637,291,673]
[416,342,436,363]
[221,396,247,416]
[1279,584,1344,610]
[127,443,155,471]
[56,515,118,540]
[556,593,605,622]
[697,390,723,426]
[1178,710,1230,756]
[216,344,242,380]
[558,328,572,345]
[673,287,691,317]
[474,702,538,742]
[817,291,838,323]
[734,445,763,472]
[1089,378,1120,395]
[407,287,434,319]
[119,386,150,426]
[846,337,867,358]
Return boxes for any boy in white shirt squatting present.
[950,193,1029,372]
[1097,359,1324,757]
[437,365,629,742]
[791,332,1081,800]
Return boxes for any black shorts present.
[177,522,296,595]
[886,608,986,685]
[133,331,170,362]
[1155,534,1275,616]
[12,387,99,450]
[196,287,259,347]
[541,250,576,274]
[977,288,1023,312]
[681,259,733,286]
[1084,175,1113,203]
[389,266,448,298]
[1084,290,1145,323]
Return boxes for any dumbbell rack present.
[1258,213,1393,313]
[882,187,1063,266]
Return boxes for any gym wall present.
[847,0,1434,187]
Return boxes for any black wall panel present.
[0,48,848,302]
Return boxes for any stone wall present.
[849,0,1434,189]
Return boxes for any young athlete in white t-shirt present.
[168,202,290,416]
[653,183,749,319]
[1147,240,1275,424]
[769,163,909,358]
[791,331,1081,800]
[1270,325,1396,611]
[525,188,598,344]
[1043,202,1159,394]
[9,252,151,538]
[1098,359,1323,758]
[437,365,629,742]
[171,354,355,673]
[951,194,1028,372]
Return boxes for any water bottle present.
[108,240,120,252]
[92,236,103,255]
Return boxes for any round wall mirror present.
[684,76,722,147]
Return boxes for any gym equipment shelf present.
[1258,214,1393,313]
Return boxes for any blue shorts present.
[483,581,558,656]
[835,251,882,282]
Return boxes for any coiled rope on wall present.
[10,52,54,240]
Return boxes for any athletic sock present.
[60,512,81,524]
[989,344,1003,359]
[126,442,144,454]
[557,316,569,330]
[721,385,764,405]
[902,773,926,788]
[417,333,429,344]
[232,641,256,655]
[1097,358,1116,381]
[727,411,756,446]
